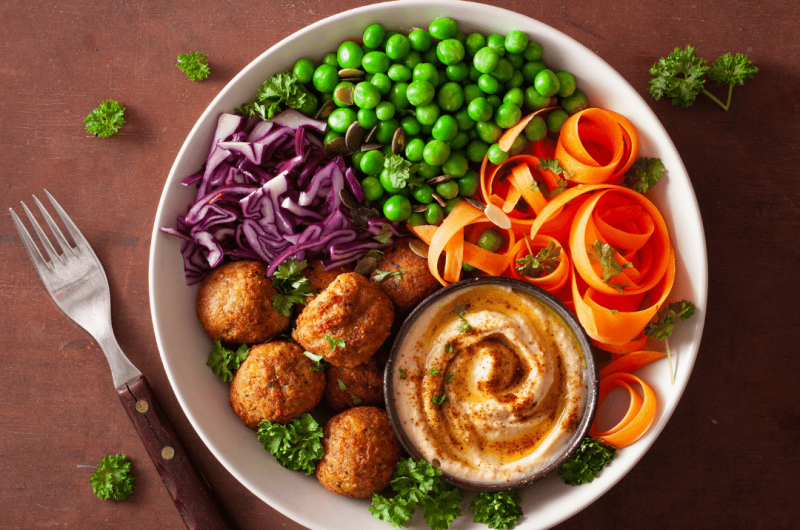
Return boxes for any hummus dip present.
[390,283,589,484]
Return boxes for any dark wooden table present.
[2,0,798,528]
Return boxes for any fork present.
[10,191,233,530]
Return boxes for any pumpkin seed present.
[391,128,406,155]
[345,121,365,152]
[360,142,384,152]
[408,238,429,259]
[463,197,486,211]
[354,256,378,277]
[426,175,451,185]
[324,136,348,156]
[315,98,337,120]
[339,68,365,79]
[339,188,361,210]
[432,193,447,207]
[334,85,354,106]
[411,203,427,213]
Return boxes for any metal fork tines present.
[10,190,141,388]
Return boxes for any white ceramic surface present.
[149,1,708,528]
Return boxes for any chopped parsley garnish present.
[469,490,523,529]
[428,368,439,376]
[83,99,126,138]
[303,350,326,372]
[176,52,210,81]
[206,340,249,382]
[587,240,632,292]
[337,378,348,392]
[644,300,697,383]
[271,258,313,316]
[515,238,561,278]
[536,158,574,179]
[325,335,346,351]
[373,269,405,282]
[373,224,395,245]
[431,394,448,406]
[384,154,424,190]
[257,414,324,475]
[399,368,406,380]
[89,453,135,501]
[236,71,310,120]
[557,437,616,485]
[445,374,454,384]
[444,344,453,353]
[625,157,666,194]
[352,395,363,405]
[453,303,472,333]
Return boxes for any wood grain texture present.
[1,0,798,529]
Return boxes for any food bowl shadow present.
[383,276,599,492]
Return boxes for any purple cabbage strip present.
[161,108,405,284]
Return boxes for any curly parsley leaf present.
[423,483,463,530]
[373,269,405,282]
[709,52,758,86]
[558,437,616,486]
[648,46,710,108]
[644,300,696,384]
[370,494,417,529]
[176,51,210,81]
[83,100,126,138]
[257,413,324,475]
[536,158,574,180]
[625,157,666,194]
[385,154,424,189]
[207,340,249,382]
[325,335,346,351]
[515,239,561,278]
[89,453,135,501]
[271,258,313,317]
[587,240,632,291]
[238,72,309,120]
[374,224,395,245]
[469,490,523,530]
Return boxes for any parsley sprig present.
[536,159,574,198]
[469,490,523,530]
[257,414,324,475]
[587,240,632,293]
[557,437,616,486]
[83,100,126,138]
[303,350,326,372]
[236,71,310,120]
[325,335,346,351]
[649,46,757,111]
[625,157,666,194]
[207,340,249,382]
[370,458,464,530]
[176,52,210,81]
[644,300,696,384]
[373,269,405,282]
[271,258,313,317]
[515,238,561,278]
[384,154,424,190]
[89,453,135,501]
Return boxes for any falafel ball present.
[370,238,441,314]
[197,260,289,345]
[229,341,325,428]
[315,407,404,498]
[305,259,354,303]
[324,355,385,412]
[293,272,394,368]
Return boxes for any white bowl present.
[149,1,708,529]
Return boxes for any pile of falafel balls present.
[195,238,441,498]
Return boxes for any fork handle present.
[117,375,234,530]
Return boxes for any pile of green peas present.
[288,17,588,226]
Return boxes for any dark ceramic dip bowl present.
[384,276,599,492]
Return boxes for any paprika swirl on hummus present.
[389,282,591,485]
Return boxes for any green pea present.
[561,90,589,114]
[487,94,502,110]
[534,69,561,98]
[388,64,412,82]
[504,30,529,55]
[454,107,476,130]
[409,29,433,52]
[388,82,410,110]
[401,115,422,136]
[423,139,451,166]
[403,51,422,70]
[507,70,524,89]
[417,161,440,179]
[503,87,525,108]
[407,211,427,226]
[555,71,577,98]
[462,262,477,272]
[468,97,493,122]
[312,64,339,93]
[486,34,506,56]
[524,86,551,111]
[357,108,379,129]
[370,72,392,95]
[487,143,509,165]
[333,81,356,107]
[360,176,384,201]
[415,102,441,126]
[444,197,460,213]
[375,118,400,144]
[382,30,399,46]
[469,64,482,82]
[523,41,543,61]
[406,80,435,107]
[466,139,489,162]
[524,116,547,142]
[436,39,465,66]
[445,62,470,83]
[422,47,441,66]
[354,82,381,109]
[412,63,439,85]
[295,88,318,116]
[363,24,386,49]
[448,131,470,150]
[360,149,385,176]
[494,103,522,129]
[429,17,458,40]
[509,136,528,157]
[490,58,514,83]
[522,61,547,84]
[457,170,479,196]
[379,167,403,193]
[432,115,459,142]
[413,183,435,204]
[436,82,464,113]
[442,151,469,178]
[475,121,503,144]
[546,109,569,133]
[425,202,445,225]
[455,30,467,44]
[385,34,411,60]
[292,58,315,84]
[477,74,499,95]
[464,33,486,57]
[362,51,390,74]
[350,150,365,171]
[463,84,484,104]
[323,129,343,145]
[473,47,500,74]
[506,52,524,70]
[436,180,459,200]
[405,137,426,161]
[477,228,504,252]
[322,53,338,67]
[383,195,412,222]
[328,107,357,133]
[338,41,364,69]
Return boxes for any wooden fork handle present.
[117,375,234,530]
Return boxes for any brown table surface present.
[2,0,798,528]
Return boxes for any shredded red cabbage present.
[161,109,400,284]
